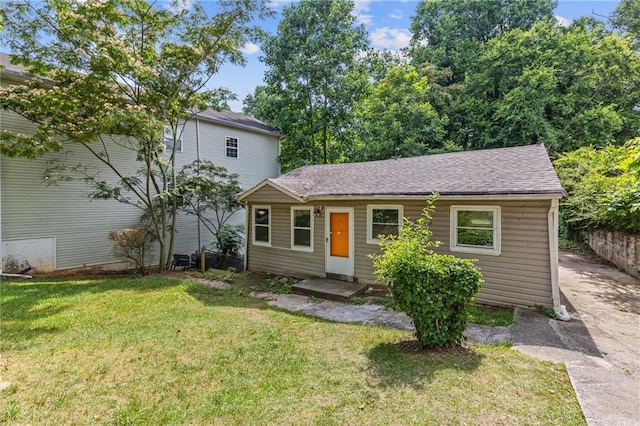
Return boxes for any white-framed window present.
[252,205,271,246]
[225,136,239,158]
[367,205,403,244]
[450,205,501,256]
[164,126,182,151]
[291,207,313,252]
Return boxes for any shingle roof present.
[265,144,564,198]
[195,109,279,135]
[0,52,35,78]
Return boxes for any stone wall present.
[588,230,639,279]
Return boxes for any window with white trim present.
[367,205,403,244]
[450,206,501,256]
[225,136,238,158]
[291,207,313,251]
[164,126,182,151]
[253,206,271,246]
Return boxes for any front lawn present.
[0,274,584,425]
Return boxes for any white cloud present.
[240,42,260,55]
[353,0,374,26]
[555,15,571,28]
[269,0,294,8]
[390,9,403,20]
[370,27,411,50]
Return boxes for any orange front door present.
[330,212,349,258]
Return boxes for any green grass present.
[467,304,514,327]
[0,274,583,425]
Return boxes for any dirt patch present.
[186,277,232,290]
[392,335,479,356]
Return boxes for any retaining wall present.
[588,230,640,279]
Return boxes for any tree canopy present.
[243,0,368,171]
[350,63,451,162]
[462,19,640,151]
[409,0,556,83]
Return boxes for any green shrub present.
[554,140,640,238]
[370,196,483,348]
[108,227,156,275]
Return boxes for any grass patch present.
[467,304,514,327]
[0,276,582,425]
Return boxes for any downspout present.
[548,198,569,320]
[195,118,201,249]
[243,203,249,272]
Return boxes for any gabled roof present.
[239,144,565,201]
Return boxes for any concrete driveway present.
[513,250,640,426]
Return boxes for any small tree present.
[176,160,244,267]
[370,196,483,348]
[108,227,156,275]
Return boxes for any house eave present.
[302,192,565,202]
[237,179,305,203]
[195,114,281,137]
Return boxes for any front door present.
[325,207,354,276]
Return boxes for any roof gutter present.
[303,193,565,202]
[194,113,281,137]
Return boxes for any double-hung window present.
[367,205,403,244]
[253,206,271,246]
[291,207,313,251]
[225,137,239,158]
[450,206,501,255]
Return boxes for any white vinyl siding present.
[1,104,280,271]
[366,205,403,244]
[450,206,501,256]
[291,207,313,252]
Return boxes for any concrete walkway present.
[251,250,640,426]
[512,250,640,426]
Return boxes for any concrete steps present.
[291,278,368,302]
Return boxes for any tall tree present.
[350,63,451,162]
[0,0,270,270]
[409,0,556,83]
[244,0,369,171]
[462,19,640,152]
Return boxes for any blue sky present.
[213,0,622,112]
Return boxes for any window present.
[450,206,501,256]
[225,136,238,158]
[291,207,313,251]
[253,206,271,246]
[164,126,182,151]
[367,205,403,244]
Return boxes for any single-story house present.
[238,144,566,312]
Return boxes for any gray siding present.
[246,196,554,307]
[1,109,280,271]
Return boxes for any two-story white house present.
[0,54,281,272]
